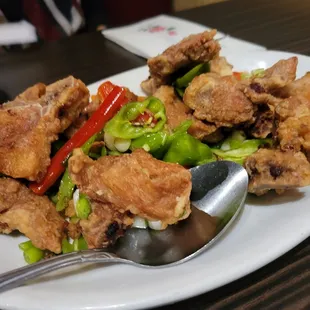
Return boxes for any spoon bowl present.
[0,160,248,293]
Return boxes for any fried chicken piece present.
[153,86,219,141]
[277,116,310,157]
[245,149,310,195]
[209,56,233,76]
[67,222,82,240]
[276,96,310,121]
[249,106,274,138]
[141,30,220,95]
[275,97,310,158]
[80,201,133,248]
[68,149,192,229]
[0,178,65,253]
[252,57,297,91]
[16,83,46,101]
[275,72,310,102]
[184,73,254,127]
[243,86,282,108]
[0,76,89,181]
[242,57,297,109]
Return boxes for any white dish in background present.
[1,50,310,310]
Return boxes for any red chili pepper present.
[29,84,127,195]
[233,72,242,81]
[98,81,116,101]
[133,110,158,126]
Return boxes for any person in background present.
[0,0,90,41]
[0,0,171,45]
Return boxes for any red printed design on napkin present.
[139,25,177,36]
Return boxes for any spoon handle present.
[0,250,120,294]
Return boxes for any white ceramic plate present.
[1,50,310,310]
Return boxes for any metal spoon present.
[0,160,248,293]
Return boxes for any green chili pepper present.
[241,68,265,80]
[172,120,193,135]
[76,194,91,219]
[175,63,210,89]
[56,135,97,212]
[220,130,246,151]
[251,68,265,78]
[174,63,210,97]
[212,139,272,157]
[81,134,98,154]
[218,156,245,165]
[23,247,44,264]
[104,97,167,139]
[175,88,185,97]
[101,146,107,157]
[153,120,193,159]
[108,150,121,156]
[56,169,75,212]
[131,131,168,153]
[19,240,33,251]
[50,194,58,204]
[62,239,74,254]
[70,216,80,224]
[73,237,88,251]
[163,133,215,166]
[89,152,101,159]
[212,139,272,164]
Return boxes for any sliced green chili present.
[76,194,91,219]
[104,97,167,139]
[23,247,44,264]
[163,133,215,166]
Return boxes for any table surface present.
[1,0,310,308]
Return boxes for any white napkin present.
[102,14,225,59]
[0,20,37,45]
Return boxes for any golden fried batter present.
[245,149,310,195]
[184,73,254,127]
[249,107,274,138]
[275,97,310,159]
[153,86,219,141]
[0,178,65,253]
[80,201,133,248]
[0,76,89,181]
[209,56,233,76]
[141,30,220,95]
[242,57,297,109]
[68,149,192,228]
[276,72,310,102]
[251,57,297,91]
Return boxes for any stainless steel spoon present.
[0,160,248,293]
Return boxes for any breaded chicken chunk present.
[79,201,133,248]
[141,30,220,95]
[153,86,220,142]
[0,76,89,181]
[184,73,254,127]
[250,57,297,91]
[209,56,233,76]
[68,149,192,229]
[243,57,297,108]
[276,72,310,102]
[245,149,310,195]
[275,97,310,159]
[0,178,65,253]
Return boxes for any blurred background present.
[0,0,226,49]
